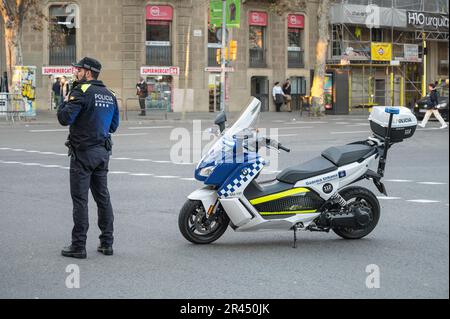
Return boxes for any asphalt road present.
[0,112,448,299]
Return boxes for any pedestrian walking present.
[272,82,286,112]
[418,83,448,129]
[52,77,61,109]
[136,77,148,116]
[282,79,292,112]
[58,57,120,259]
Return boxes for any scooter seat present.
[276,156,337,184]
[321,144,375,167]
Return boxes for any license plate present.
[419,109,427,113]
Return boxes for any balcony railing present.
[288,49,304,68]
[146,45,172,66]
[49,45,76,66]
[249,48,266,68]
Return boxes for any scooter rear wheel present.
[332,186,380,240]
[179,200,230,244]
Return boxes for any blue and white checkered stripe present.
[218,160,265,198]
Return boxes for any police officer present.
[58,57,120,259]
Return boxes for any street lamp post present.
[220,0,227,113]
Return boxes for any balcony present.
[249,48,266,68]
[146,45,172,66]
[49,45,76,66]
[288,49,305,68]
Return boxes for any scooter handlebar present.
[278,144,291,153]
[264,137,290,153]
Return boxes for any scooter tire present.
[332,186,380,240]
[179,200,230,244]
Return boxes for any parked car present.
[414,83,449,121]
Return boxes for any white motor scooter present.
[178,98,417,246]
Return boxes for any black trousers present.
[139,97,146,114]
[70,146,114,248]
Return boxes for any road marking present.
[377,196,402,200]
[154,175,180,179]
[128,126,173,130]
[277,126,314,130]
[129,173,154,177]
[285,121,328,125]
[28,129,69,133]
[406,199,441,204]
[385,179,415,183]
[277,134,299,137]
[115,133,149,137]
[0,147,194,166]
[330,130,370,135]
[417,182,448,185]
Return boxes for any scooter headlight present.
[199,166,216,177]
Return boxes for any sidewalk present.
[0,108,371,126]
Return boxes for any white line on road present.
[0,147,195,166]
[128,126,174,130]
[115,133,149,137]
[417,182,448,185]
[385,179,415,183]
[377,196,402,200]
[330,130,370,135]
[277,134,299,137]
[406,199,441,204]
[277,126,314,130]
[28,129,69,133]
[285,121,328,125]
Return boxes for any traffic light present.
[229,40,237,61]
[215,41,238,64]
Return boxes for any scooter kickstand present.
[292,227,297,249]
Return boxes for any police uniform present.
[58,57,120,258]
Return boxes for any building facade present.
[0,0,322,113]
[327,0,449,112]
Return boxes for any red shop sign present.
[248,11,268,26]
[141,66,179,76]
[288,14,305,28]
[146,5,173,21]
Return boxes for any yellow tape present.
[250,188,310,205]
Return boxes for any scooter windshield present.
[198,97,261,168]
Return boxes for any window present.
[331,25,342,57]
[208,25,221,67]
[49,5,77,65]
[146,5,173,66]
[287,14,305,68]
[438,42,449,76]
[248,11,267,68]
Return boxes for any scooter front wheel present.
[178,200,230,244]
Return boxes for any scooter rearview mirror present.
[214,111,227,133]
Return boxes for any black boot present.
[61,245,87,259]
[97,244,113,256]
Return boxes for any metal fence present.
[146,45,172,66]
[249,48,266,68]
[0,93,28,123]
[288,50,305,68]
[49,45,76,66]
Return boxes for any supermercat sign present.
[407,11,449,31]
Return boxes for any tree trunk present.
[3,18,24,91]
[310,0,330,117]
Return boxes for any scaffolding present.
[328,0,449,112]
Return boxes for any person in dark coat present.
[58,57,120,259]
[418,83,448,129]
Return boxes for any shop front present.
[42,66,77,110]
[140,66,179,112]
